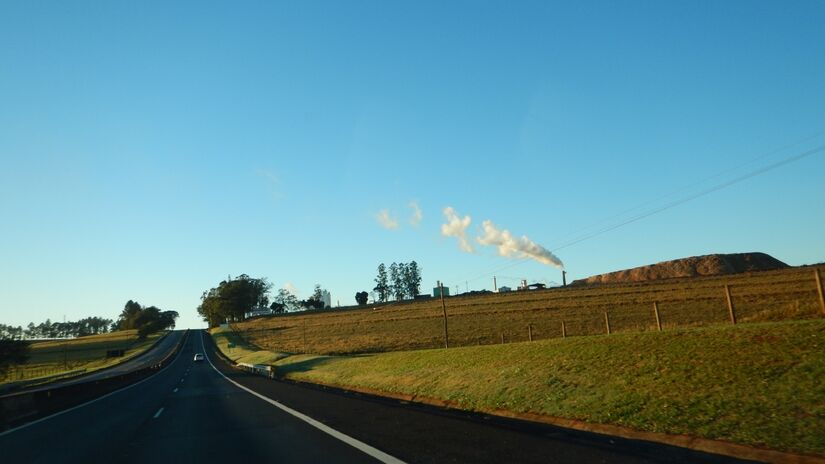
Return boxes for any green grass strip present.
[216,319,825,456]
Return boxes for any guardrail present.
[237,362,275,379]
[0,369,88,395]
[0,330,189,431]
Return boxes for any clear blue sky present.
[2,1,824,330]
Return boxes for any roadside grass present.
[209,326,289,365]
[216,319,825,456]
[1,330,165,384]
[233,266,825,355]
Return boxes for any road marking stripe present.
[153,407,164,419]
[199,331,405,464]
[173,388,178,393]
[0,331,189,438]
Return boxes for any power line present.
[550,142,825,253]
[449,139,825,287]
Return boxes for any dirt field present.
[233,265,825,355]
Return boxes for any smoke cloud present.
[376,209,399,230]
[409,201,423,226]
[441,206,474,252]
[283,282,300,297]
[477,220,564,269]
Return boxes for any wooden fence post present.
[528,324,533,342]
[501,333,505,344]
[439,281,449,349]
[653,301,662,331]
[561,321,567,338]
[604,312,611,335]
[815,269,825,317]
[725,285,737,325]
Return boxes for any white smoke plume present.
[409,201,423,227]
[283,282,300,297]
[441,206,474,252]
[477,220,564,269]
[376,209,399,230]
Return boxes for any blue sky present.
[1,1,824,330]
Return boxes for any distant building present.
[498,286,512,292]
[517,280,546,291]
[247,306,274,318]
[321,290,331,308]
[433,286,450,298]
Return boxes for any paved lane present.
[0,331,383,464]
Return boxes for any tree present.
[373,263,389,303]
[300,284,327,310]
[114,300,144,331]
[405,261,422,298]
[271,288,299,314]
[390,262,405,301]
[355,291,368,306]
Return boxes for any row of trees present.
[0,317,114,340]
[114,300,179,339]
[373,261,422,303]
[269,285,329,313]
[197,275,335,326]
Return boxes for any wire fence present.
[232,266,825,355]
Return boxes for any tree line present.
[372,261,422,303]
[197,275,334,327]
[270,284,329,313]
[0,317,114,340]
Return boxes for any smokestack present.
[562,270,567,287]
[493,276,497,292]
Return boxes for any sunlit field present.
[1,330,164,385]
[233,266,824,355]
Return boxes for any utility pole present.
[439,281,449,349]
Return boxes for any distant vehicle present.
[193,353,204,362]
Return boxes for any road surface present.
[0,330,751,463]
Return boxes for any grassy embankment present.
[233,266,824,355]
[1,330,165,384]
[215,319,825,456]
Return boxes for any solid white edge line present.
[0,331,189,439]
[153,407,164,419]
[200,331,406,464]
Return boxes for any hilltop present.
[571,252,789,286]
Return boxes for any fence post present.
[653,301,662,331]
[561,321,566,338]
[439,281,449,349]
[604,312,611,335]
[725,285,737,324]
[815,269,825,317]
[501,333,505,344]
[528,324,533,342]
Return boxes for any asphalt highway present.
[44,330,186,389]
[0,330,752,464]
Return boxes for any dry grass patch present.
[234,266,825,355]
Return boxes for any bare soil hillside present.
[571,252,789,286]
